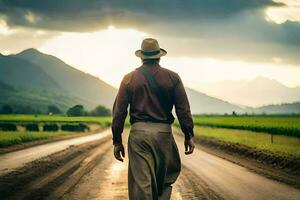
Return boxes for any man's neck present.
[143,62,160,68]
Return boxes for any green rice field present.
[194,126,300,157]
[192,116,300,138]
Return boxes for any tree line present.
[66,105,111,116]
[0,104,111,116]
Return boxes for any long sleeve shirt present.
[112,63,194,144]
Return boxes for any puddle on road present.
[171,191,183,200]
[96,159,128,200]
[110,161,127,181]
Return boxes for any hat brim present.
[135,48,167,59]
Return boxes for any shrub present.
[43,124,59,132]
[61,124,87,132]
[88,105,111,116]
[48,105,61,115]
[0,105,13,114]
[66,105,85,116]
[79,123,90,132]
[25,123,39,131]
[0,123,17,131]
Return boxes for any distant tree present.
[89,105,111,116]
[48,105,61,115]
[232,111,237,116]
[15,105,40,114]
[67,105,85,116]
[0,105,13,114]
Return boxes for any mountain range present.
[0,49,299,114]
[197,77,300,107]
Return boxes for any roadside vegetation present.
[0,115,113,148]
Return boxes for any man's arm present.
[112,76,129,162]
[112,76,129,144]
[174,75,195,154]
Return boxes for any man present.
[112,38,195,200]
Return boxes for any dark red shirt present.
[112,63,194,144]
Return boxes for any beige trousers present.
[128,122,181,200]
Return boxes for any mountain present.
[0,53,62,93]
[197,76,300,107]
[251,102,300,114]
[0,48,118,112]
[185,88,243,114]
[16,48,117,109]
[0,80,80,113]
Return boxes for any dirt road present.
[1,129,300,200]
[0,129,111,175]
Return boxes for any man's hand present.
[114,143,125,162]
[184,138,195,155]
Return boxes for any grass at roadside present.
[0,131,79,148]
[194,126,300,157]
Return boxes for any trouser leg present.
[128,133,158,200]
[156,134,181,200]
[158,185,172,200]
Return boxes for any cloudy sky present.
[1,0,300,90]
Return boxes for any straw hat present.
[135,38,167,59]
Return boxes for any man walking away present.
[112,38,195,200]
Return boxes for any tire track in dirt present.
[61,148,128,200]
[0,137,111,200]
[173,166,224,200]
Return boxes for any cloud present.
[0,0,282,30]
[266,0,300,23]
[0,16,58,53]
[0,0,299,65]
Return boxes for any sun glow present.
[40,27,300,89]
[40,26,148,86]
